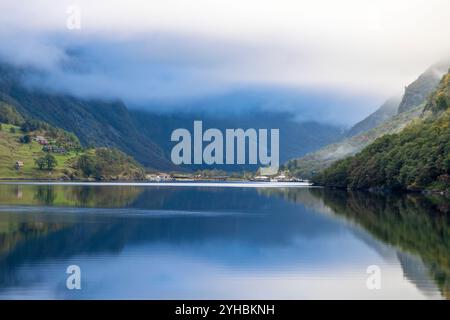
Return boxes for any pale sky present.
[1,0,450,122]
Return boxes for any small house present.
[15,161,24,170]
[35,136,49,145]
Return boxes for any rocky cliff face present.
[397,62,449,114]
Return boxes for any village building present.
[35,136,49,145]
[145,173,174,182]
[15,161,24,170]
[42,145,67,154]
[270,172,292,182]
[253,175,270,182]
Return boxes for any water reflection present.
[260,187,450,298]
[0,184,448,299]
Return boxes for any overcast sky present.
[1,0,450,124]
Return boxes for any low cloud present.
[1,0,450,124]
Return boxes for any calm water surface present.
[0,183,448,299]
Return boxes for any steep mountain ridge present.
[285,104,423,177]
[314,69,450,191]
[397,62,449,114]
[287,63,448,178]
[346,96,400,137]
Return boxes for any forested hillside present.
[287,63,448,178]
[0,63,172,170]
[285,104,423,178]
[0,103,145,180]
[313,71,450,192]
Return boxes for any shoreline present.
[0,180,315,188]
[312,184,449,196]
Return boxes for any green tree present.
[436,93,449,110]
[35,154,58,171]
[19,134,31,143]
[76,154,96,177]
[35,157,46,170]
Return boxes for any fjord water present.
[0,184,448,299]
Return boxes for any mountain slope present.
[0,119,145,180]
[1,62,344,172]
[286,63,447,178]
[346,96,400,137]
[314,70,450,191]
[131,109,344,171]
[397,62,449,113]
[0,122,78,179]
[0,63,173,170]
[285,104,423,177]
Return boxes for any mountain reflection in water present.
[0,184,448,299]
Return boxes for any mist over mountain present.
[287,62,449,177]
[2,0,450,174]
[346,96,401,138]
[131,109,344,170]
[314,69,450,191]
[0,62,172,170]
[397,61,450,114]
[0,61,344,171]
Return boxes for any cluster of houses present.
[145,173,229,182]
[145,173,174,182]
[35,135,67,154]
[145,171,304,183]
[42,145,67,154]
[252,171,304,182]
[14,135,67,170]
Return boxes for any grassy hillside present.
[313,71,450,192]
[0,122,145,180]
[0,123,80,179]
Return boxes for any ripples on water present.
[0,184,448,299]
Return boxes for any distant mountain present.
[346,96,400,137]
[287,63,447,178]
[285,104,423,177]
[397,61,449,114]
[314,69,450,191]
[0,63,173,170]
[0,62,344,172]
[131,109,344,171]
